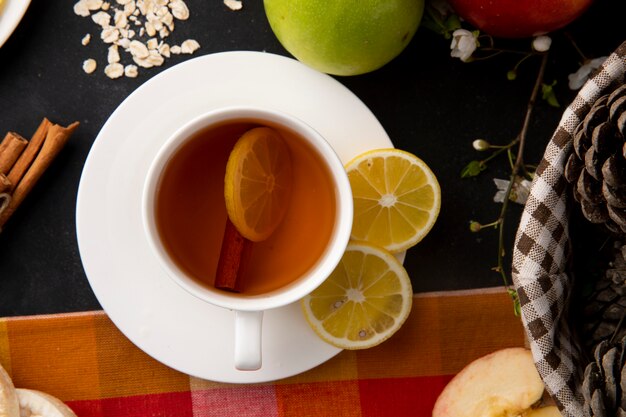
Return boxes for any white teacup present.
[142,107,353,371]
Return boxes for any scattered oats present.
[83,58,97,73]
[76,0,197,79]
[158,43,170,57]
[146,38,158,50]
[129,39,150,58]
[133,56,154,68]
[147,0,159,14]
[108,44,120,63]
[114,9,128,28]
[224,0,242,11]
[92,11,111,27]
[74,0,91,17]
[151,19,163,31]
[161,12,174,30]
[123,1,135,15]
[85,0,103,10]
[101,27,120,43]
[117,37,131,48]
[156,5,168,17]
[136,0,147,15]
[124,64,138,77]
[144,21,156,36]
[147,49,164,66]
[180,39,199,54]
[169,0,189,20]
[146,12,164,31]
[104,62,124,78]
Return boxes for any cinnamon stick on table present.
[0,174,11,194]
[0,132,28,174]
[7,118,51,191]
[0,121,79,229]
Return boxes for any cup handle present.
[234,310,263,370]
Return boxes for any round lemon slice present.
[301,242,413,349]
[224,127,293,242]
[345,148,441,253]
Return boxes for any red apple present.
[448,0,594,38]
[432,348,545,417]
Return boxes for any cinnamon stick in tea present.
[0,132,28,174]
[215,218,253,292]
[0,121,79,229]
[7,118,52,191]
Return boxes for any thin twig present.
[495,53,549,290]
[480,139,519,165]
[564,31,588,62]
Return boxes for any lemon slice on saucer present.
[301,242,412,350]
[345,148,440,253]
[224,127,293,241]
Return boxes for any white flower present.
[568,56,608,90]
[472,139,490,151]
[493,177,531,205]
[450,29,477,62]
[532,35,552,52]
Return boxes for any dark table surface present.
[0,0,624,316]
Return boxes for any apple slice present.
[16,389,77,417]
[433,347,545,417]
[524,406,563,417]
[0,363,19,417]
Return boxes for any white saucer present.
[76,51,393,383]
[0,0,31,48]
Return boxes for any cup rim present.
[142,106,353,312]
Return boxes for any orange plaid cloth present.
[0,289,524,416]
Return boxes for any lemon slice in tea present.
[224,127,293,241]
[345,148,440,253]
[301,242,413,350]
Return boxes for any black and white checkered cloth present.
[512,41,626,417]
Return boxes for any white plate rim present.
[76,51,395,383]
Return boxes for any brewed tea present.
[155,119,337,295]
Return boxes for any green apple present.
[263,0,424,76]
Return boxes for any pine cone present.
[582,336,626,417]
[582,243,626,354]
[565,84,626,235]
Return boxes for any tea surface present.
[155,120,336,295]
